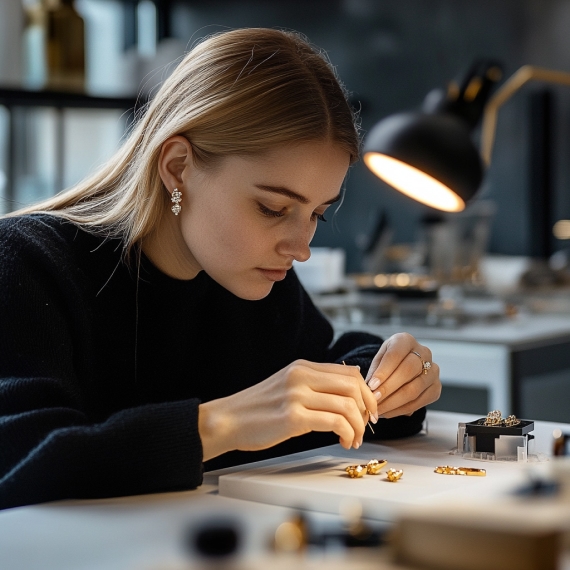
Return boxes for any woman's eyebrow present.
[254,184,341,205]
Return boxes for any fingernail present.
[374,390,382,401]
[354,440,360,449]
[356,365,360,370]
[368,377,380,391]
[370,413,378,424]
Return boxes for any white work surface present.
[0,411,567,570]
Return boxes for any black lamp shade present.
[363,112,483,212]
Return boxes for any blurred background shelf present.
[0,87,139,214]
[0,87,137,109]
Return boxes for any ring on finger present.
[411,350,432,375]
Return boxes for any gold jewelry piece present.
[504,414,520,427]
[171,188,182,215]
[483,410,503,426]
[366,459,387,474]
[386,468,403,482]
[434,465,486,477]
[345,465,366,478]
[411,350,432,375]
[480,410,520,427]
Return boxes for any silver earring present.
[171,188,182,215]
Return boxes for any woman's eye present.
[311,212,327,222]
[258,203,286,218]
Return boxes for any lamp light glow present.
[363,61,504,210]
[553,220,570,240]
[364,152,465,212]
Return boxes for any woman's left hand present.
[365,333,441,419]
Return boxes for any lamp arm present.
[481,65,570,165]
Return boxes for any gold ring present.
[411,350,432,375]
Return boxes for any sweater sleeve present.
[0,219,203,510]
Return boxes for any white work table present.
[0,411,568,570]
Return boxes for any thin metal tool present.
[343,361,375,434]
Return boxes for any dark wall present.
[169,0,570,271]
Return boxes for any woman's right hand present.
[198,360,378,462]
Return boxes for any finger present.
[302,390,367,445]
[375,361,440,413]
[371,351,426,402]
[378,381,442,419]
[291,359,362,376]
[290,363,377,420]
[295,408,356,449]
[366,333,421,384]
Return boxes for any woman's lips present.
[257,268,289,281]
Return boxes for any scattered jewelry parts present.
[386,468,404,482]
[479,410,521,427]
[345,465,366,478]
[345,459,388,478]
[434,465,486,477]
[366,459,387,474]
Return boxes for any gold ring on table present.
[411,350,432,375]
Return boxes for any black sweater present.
[0,214,425,510]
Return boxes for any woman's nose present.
[277,226,312,262]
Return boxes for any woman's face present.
[179,141,350,300]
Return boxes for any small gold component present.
[345,465,366,478]
[386,468,403,482]
[480,410,521,428]
[483,410,503,426]
[434,465,486,477]
[504,414,520,427]
[366,459,387,474]
[459,467,486,477]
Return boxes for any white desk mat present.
[218,455,526,522]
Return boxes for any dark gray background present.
[164,0,570,271]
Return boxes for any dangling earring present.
[171,188,182,215]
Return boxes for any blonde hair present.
[12,28,360,251]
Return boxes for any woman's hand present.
[199,360,377,462]
[365,333,441,419]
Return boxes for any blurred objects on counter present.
[293,247,346,294]
[312,278,509,329]
[418,199,496,286]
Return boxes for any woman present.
[0,28,440,510]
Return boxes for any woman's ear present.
[158,136,193,196]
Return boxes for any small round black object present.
[193,522,240,558]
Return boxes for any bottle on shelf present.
[23,0,85,92]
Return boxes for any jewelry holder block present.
[462,419,535,460]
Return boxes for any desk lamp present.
[363,63,570,213]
